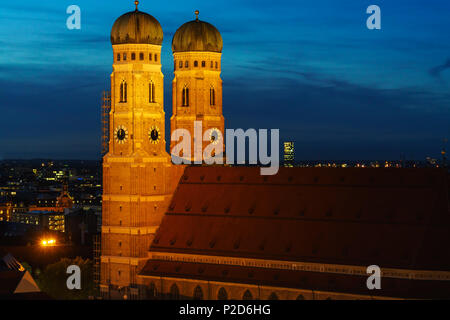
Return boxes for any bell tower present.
[100,1,183,299]
[170,10,225,163]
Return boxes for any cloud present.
[429,58,450,79]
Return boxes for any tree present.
[36,257,98,300]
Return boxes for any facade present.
[101,3,450,300]
[170,11,225,163]
[283,142,295,167]
[10,210,65,232]
[100,3,185,299]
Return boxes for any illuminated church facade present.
[100,2,450,300]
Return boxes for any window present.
[210,86,215,106]
[123,53,127,61]
[217,287,228,300]
[243,290,253,300]
[148,283,157,299]
[202,61,206,67]
[193,286,203,300]
[185,61,189,68]
[120,81,127,102]
[182,86,189,106]
[179,61,183,68]
[149,53,152,61]
[215,61,218,69]
[210,61,213,68]
[149,81,155,103]
[117,53,121,62]
[154,54,158,62]
[131,53,136,60]
[169,284,180,300]
[194,61,198,67]
[139,52,144,60]
[268,292,279,300]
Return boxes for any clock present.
[149,126,161,144]
[114,125,128,144]
[209,128,221,145]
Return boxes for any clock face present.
[148,126,161,144]
[209,128,221,145]
[114,125,128,144]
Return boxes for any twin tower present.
[100,2,225,295]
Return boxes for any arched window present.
[194,61,198,67]
[217,287,228,300]
[149,81,155,103]
[182,86,189,107]
[117,53,121,62]
[123,53,127,61]
[202,61,206,67]
[139,52,144,60]
[185,61,189,68]
[215,61,218,69]
[210,86,215,106]
[243,290,253,300]
[154,54,158,62]
[179,61,183,68]
[193,286,203,300]
[120,81,127,103]
[149,53,152,61]
[268,292,279,300]
[169,284,180,300]
[148,282,157,299]
[131,53,136,60]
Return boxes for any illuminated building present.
[100,2,450,300]
[0,203,12,222]
[283,142,295,167]
[10,210,65,232]
[100,1,185,299]
[170,10,225,162]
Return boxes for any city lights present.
[41,239,56,247]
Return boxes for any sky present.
[0,0,449,161]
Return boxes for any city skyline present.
[0,0,449,160]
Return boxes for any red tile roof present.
[141,166,450,297]
[150,167,450,270]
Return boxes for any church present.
[100,2,450,300]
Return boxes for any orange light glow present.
[41,239,56,247]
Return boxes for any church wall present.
[138,276,387,300]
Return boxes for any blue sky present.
[0,0,449,160]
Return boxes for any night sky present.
[0,0,449,161]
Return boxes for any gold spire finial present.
[195,10,199,21]
[135,1,139,11]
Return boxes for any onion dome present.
[172,10,223,53]
[111,1,163,46]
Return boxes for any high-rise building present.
[284,142,295,166]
